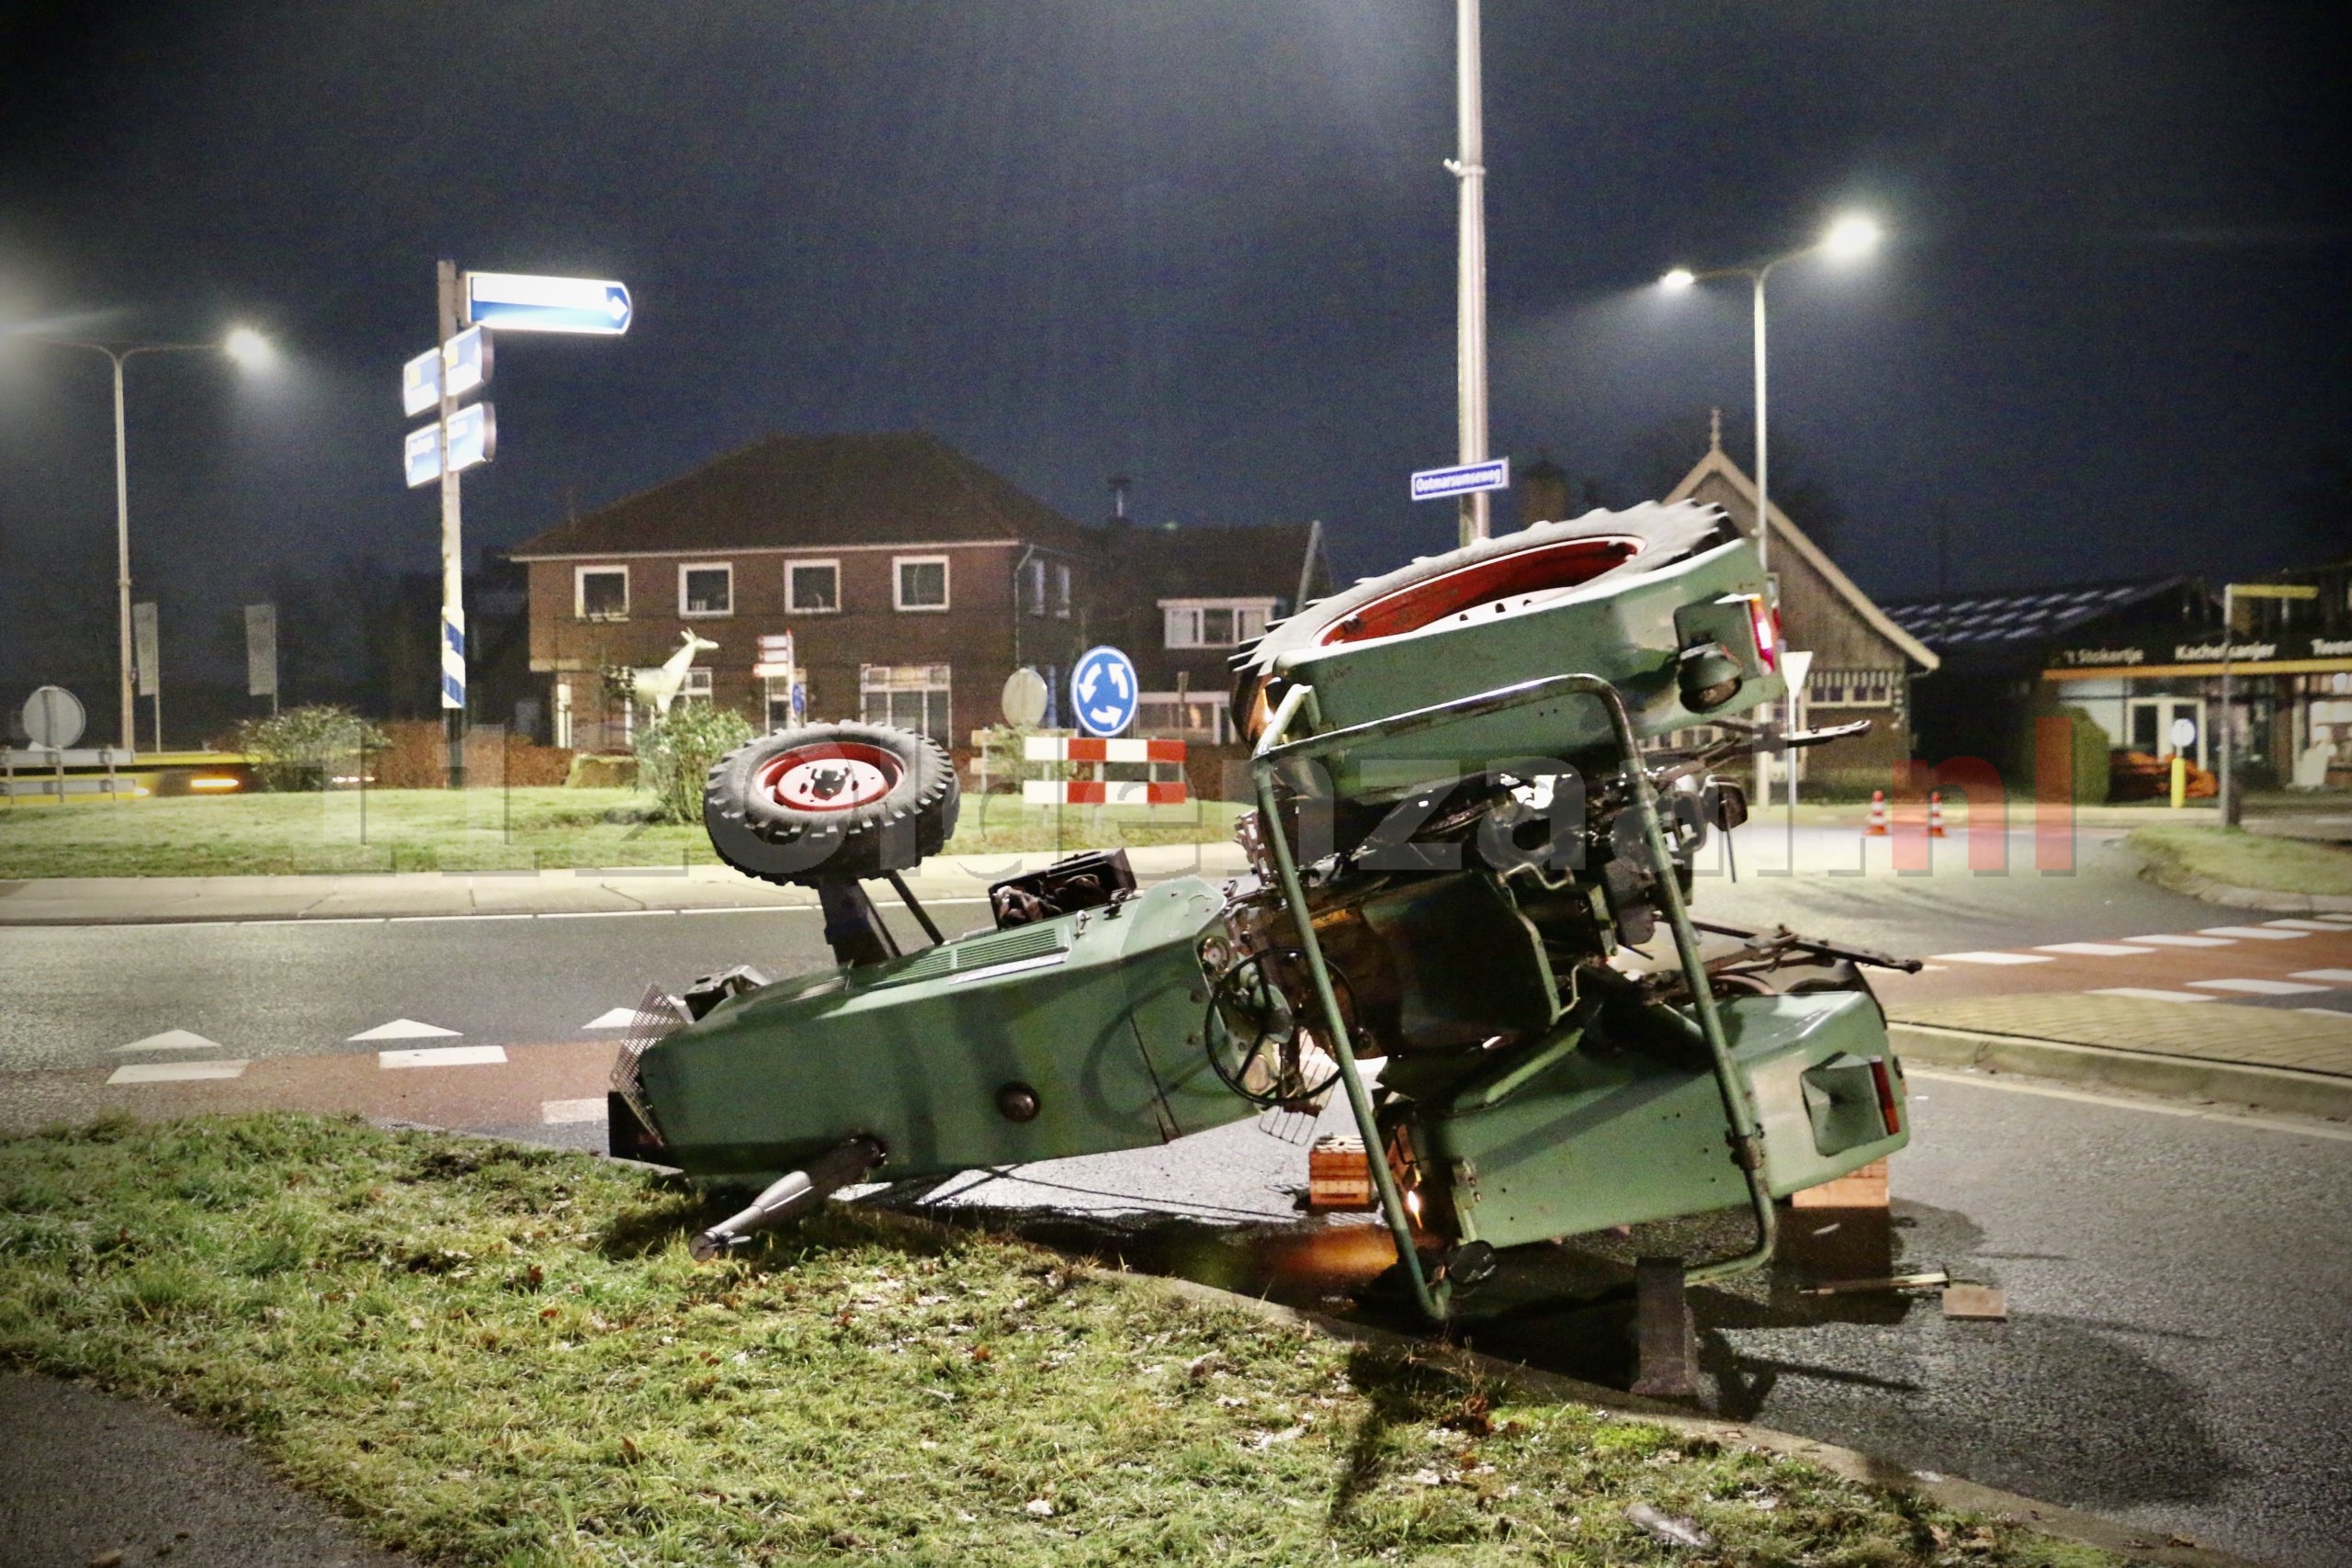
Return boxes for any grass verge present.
[0,791,1242,879]
[2126,824,2352,897]
[0,1114,2108,1566]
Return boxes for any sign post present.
[245,603,279,716]
[435,260,468,787]
[754,632,800,730]
[409,265,630,784]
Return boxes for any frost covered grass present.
[0,1114,2109,1566]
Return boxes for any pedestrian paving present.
[1883,915,2352,1085]
[1890,990,2352,1077]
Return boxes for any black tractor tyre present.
[1230,501,1737,739]
[704,722,959,886]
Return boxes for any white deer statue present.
[631,630,719,717]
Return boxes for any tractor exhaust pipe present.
[689,1135,886,1262]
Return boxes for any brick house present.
[1663,423,1939,793]
[509,433,1095,752]
[1089,519,1334,743]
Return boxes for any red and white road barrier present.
[1864,789,1889,837]
[1023,737,1187,764]
[1020,734,1190,806]
[1022,779,1190,805]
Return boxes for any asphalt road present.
[0,901,958,1073]
[6,835,2347,1564]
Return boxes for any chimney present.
[1519,449,1569,530]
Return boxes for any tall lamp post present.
[23,328,275,751]
[1661,213,1879,811]
[1448,0,1490,547]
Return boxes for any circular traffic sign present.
[1069,646,1139,739]
[1001,667,1048,728]
[21,685,85,750]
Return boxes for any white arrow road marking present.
[2034,942,2157,957]
[2089,987,2219,1003]
[114,1029,225,1053]
[2189,977,2332,996]
[2199,926,2308,941]
[2120,933,2233,947]
[108,1061,248,1085]
[379,1045,507,1070]
[348,1019,462,1042]
[2290,970,2352,984]
[542,1098,607,1124]
[582,1008,638,1030]
[2265,919,2349,931]
[1931,951,2052,965]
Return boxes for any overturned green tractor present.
[611,502,1913,1318]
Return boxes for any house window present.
[859,663,952,739]
[1160,597,1275,649]
[894,555,949,612]
[1808,668,1901,708]
[786,559,839,614]
[683,668,714,702]
[680,562,733,617]
[1022,557,1046,617]
[575,567,628,620]
[1052,561,1071,619]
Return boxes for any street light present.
[1659,212,1881,812]
[17,327,275,750]
[1448,0,1490,547]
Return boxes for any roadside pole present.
[1449,0,1489,547]
[436,260,468,790]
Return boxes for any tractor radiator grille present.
[610,984,691,1134]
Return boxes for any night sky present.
[4,2,2347,699]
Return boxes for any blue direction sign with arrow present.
[1069,646,1139,739]
[465,272,633,335]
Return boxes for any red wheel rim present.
[755,742,902,813]
[1316,535,1643,647]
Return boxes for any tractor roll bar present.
[1249,672,1777,1322]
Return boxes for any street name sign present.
[403,402,496,488]
[401,326,492,416]
[402,346,441,416]
[753,631,797,681]
[1069,646,1139,739]
[1410,457,1510,502]
[465,272,632,335]
[443,324,492,398]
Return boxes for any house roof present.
[1665,443,1940,671]
[508,431,1088,559]
[1110,520,1332,604]
[1883,577,2201,650]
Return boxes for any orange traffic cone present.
[1928,791,1948,838]
[1865,790,1889,836]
